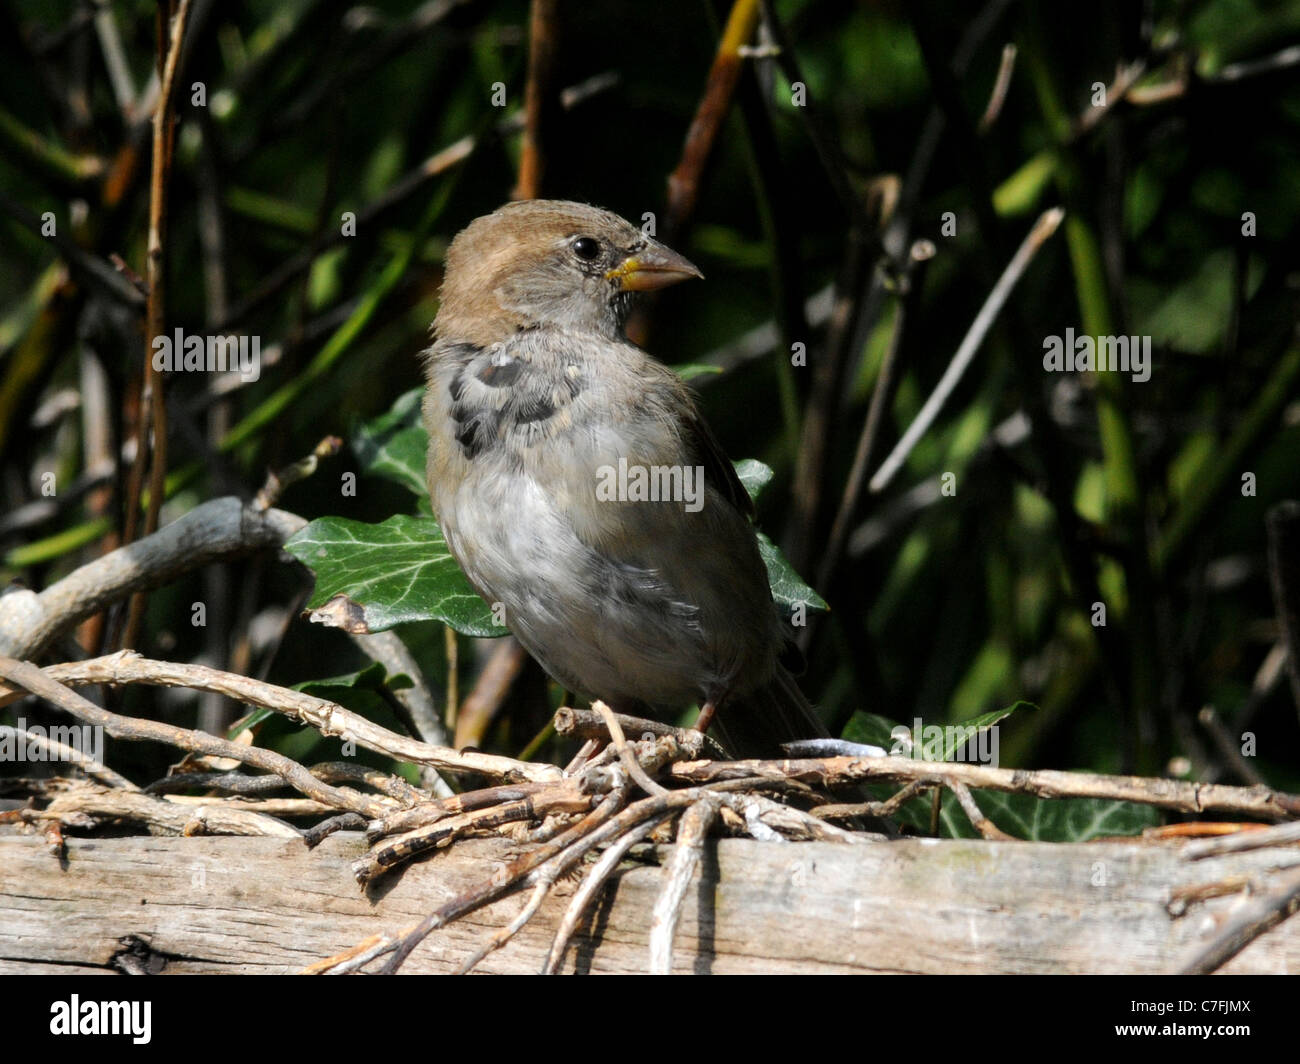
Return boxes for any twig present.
[0,725,136,790]
[253,436,343,510]
[40,784,301,838]
[814,238,934,597]
[1266,502,1300,723]
[1183,820,1300,860]
[92,3,137,117]
[977,43,1017,132]
[353,788,594,885]
[947,779,1015,841]
[443,626,460,733]
[664,0,761,239]
[755,0,863,225]
[553,706,712,759]
[812,779,930,821]
[303,813,369,848]
[122,0,193,649]
[869,206,1065,494]
[0,194,144,307]
[367,781,559,838]
[1074,58,1147,137]
[670,755,1300,821]
[37,651,560,783]
[593,700,670,797]
[374,787,633,974]
[217,72,619,330]
[512,0,559,200]
[1177,865,1300,974]
[454,637,528,749]
[1196,706,1266,786]
[0,655,388,818]
[1166,877,1253,917]
[649,796,721,974]
[0,497,305,666]
[542,814,670,973]
[458,881,551,975]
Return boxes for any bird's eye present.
[572,237,601,262]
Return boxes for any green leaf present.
[735,459,826,613]
[352,386,427,498]
[758,531,828,613]
[293,661,412,695]
[672,362,725,381]
[936,701,1031,762]
[948,791,1161,842]
[841,711,901,749]
[735,457,774,502]
[284,514,507,636]
[840,706,1153,840]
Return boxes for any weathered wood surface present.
[0,831,1296,974]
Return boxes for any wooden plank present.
[0,832,1296,973]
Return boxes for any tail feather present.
[712,666,828,758]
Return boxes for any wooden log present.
[0,831,1296,974]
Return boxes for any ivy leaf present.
[735,457,774,502]
[757,531,828,613]
[284,514,507,636]
[294,661,412,695]
[351,386,427,498]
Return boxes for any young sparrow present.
[422,200,826,755]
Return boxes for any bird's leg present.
[692,700,717,735]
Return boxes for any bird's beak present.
[605,244,704,291]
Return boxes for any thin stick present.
[812,779,930,821]
[664,0,761,239]
[649,796,721,974]
[0,724,137,790]
[543,814,670,974]
[353,789,594,886]
[376,787,632,974]
[554,706,711,759]
[670,754,1300,821]
[37,651,558,783]
[593,700,670,797]
[458,882,550,975]
[454,637,527,749]
[1183,820,1300,859]
[816,238,934,595]
[977,43,1017,133]
[869,206,1065,493]
[512,0,559,200]
[443,625,460,733]
[123,0,193,649]
[947,779,1015,841]
[0,655,387,817]
[1177,865,1300,974]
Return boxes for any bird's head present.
[434,200,702,344]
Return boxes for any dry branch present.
[0,497,305,667]
[31,651,559,784]
[669,755,1300,821]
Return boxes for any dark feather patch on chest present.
[514,394,557,425]
[444,338,585,458]
[477,356,524,387]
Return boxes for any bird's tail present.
[712,666,828,759]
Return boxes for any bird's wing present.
[681,407,755,521]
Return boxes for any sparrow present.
[421,200,826,756]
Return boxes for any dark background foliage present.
[3,0,1299,815]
